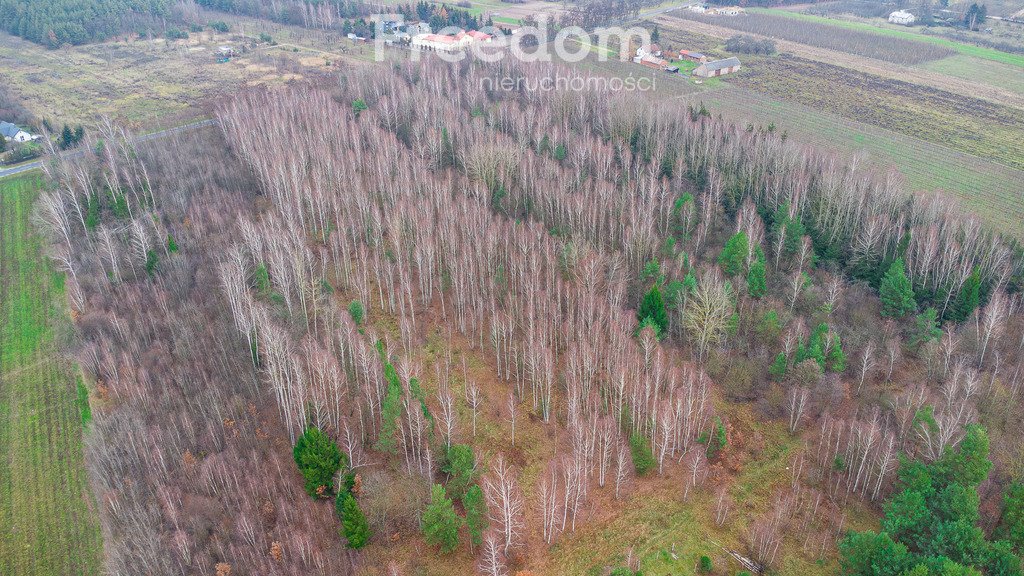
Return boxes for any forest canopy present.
[0,0,171,47]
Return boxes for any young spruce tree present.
[880,259,915,318]
[422,484,461,554]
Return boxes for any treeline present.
[195,0,376,26]
[0,0,171,47]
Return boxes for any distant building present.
[634,43,662,58]
[888,10,916,24]
[407,22,432,35]
[677,49,707,62]
[0,121,32,143]
[710,6,744,15]
[693,56,741,77]
[687,4,707,13]
[633,53,677,73]
[411,30,491,52]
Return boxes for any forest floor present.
[0,174,102,575]
[348,299,879,576]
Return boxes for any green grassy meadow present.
[0,173,102,575]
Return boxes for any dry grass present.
[0,20,364,130]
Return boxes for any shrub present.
[165,28,189,40]
[348,300,365,325]
[700,555,713,572]
[209,21,229,33]
[725,34,776,54]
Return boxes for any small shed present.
[692,56,741,77]
[678,49,706,62]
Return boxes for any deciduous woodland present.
[37,59,1024,575]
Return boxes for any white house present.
[888,10,916,24]
[0,121,32,143]
[687,4,707,13]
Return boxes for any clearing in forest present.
[0,173,102,575]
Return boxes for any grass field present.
[674,85,1024,238]
[0,14,362,129]
[728,55,1024,171]
[0,173,102,575]
[922,54,1024,94]
[751,8,1024,67]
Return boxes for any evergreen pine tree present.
[463,484,488,550]
[293,427,345,497]
[747,250,767,298]
[718,231,749,277]
[828,335,847,373]
[769,352,787,380]
[880,259,916,318]
[637,284,669,338]
[422,484,461,554]
[339,493,371,549]
[909,308,943,348]
[949,269,981,323]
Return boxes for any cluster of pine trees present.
[0,0,170,47]
[841,425,1022,576]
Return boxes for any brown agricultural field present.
[724,55,1024,171]
[670,10,956,64]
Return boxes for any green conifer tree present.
[769,352,788,380]
[293,427,345,497]
[949,269,981,323]
[880,259,916,318]
[464,484,488,550]
[339,493,371,549]
[718,231,749,277]
[637,284,669,338]
[422,484,461,554]
[747,251,767,298]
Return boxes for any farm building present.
[687,4,708,13]
[888,10,916,24]
[677,49,707,62]
[0,121,32,142]
[635,43,662,58]
[693,56,741,77]
[633,53,678,73]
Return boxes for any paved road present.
[0,118,217,180]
